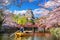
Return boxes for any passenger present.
[20,27,24,32]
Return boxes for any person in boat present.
[20,27,24,32]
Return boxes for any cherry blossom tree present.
[45,7,60,29]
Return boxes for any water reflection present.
[19,33,60,40]
[21,35,55,40]
[0,33,60,40]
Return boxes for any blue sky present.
[0,0,50,18]
[7,0,49,11]
[7,0,49,18]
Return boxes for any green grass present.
[0,33,3,40]
[50,28,60,37]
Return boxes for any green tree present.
[13,14,27,26]
[0,10,4,29]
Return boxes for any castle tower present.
[25,9,35,20]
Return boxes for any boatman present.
[20,27,24,32]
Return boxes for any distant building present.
[25,9,34,20]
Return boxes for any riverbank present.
[0,33,3,40]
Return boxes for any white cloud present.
[3,10,12,14]
[33,8,43,14]
[44,0,60,8]
[2,0,10,5]
[13,9,43,15]
[13,8,49,17]
[33,8,49,16]
[45,1,56,8]
[13,10,27,15]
